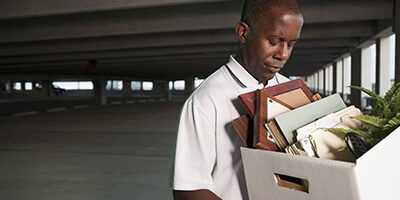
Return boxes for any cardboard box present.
[241,126,400,200]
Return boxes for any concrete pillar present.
[375,39,381,95]
[0,80,4,91]
[395,0,400,84]
[42,80,52,97]
[123,80,131,94]
[157,81,171,100]
[94,79,107,105]
[336,60,343,97]
[361,45,374,108]
[323,67,327,96]
[32,81,38,92]
[314,72,318,93]
[332,63,337,94]
[379,36,395,95]
[185,78,195,95]
[318,69,324,95]
[343,57,352,102]
[0,80,4,97]
[21,81,26,91]
[351,49,362,108]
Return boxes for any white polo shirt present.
[170,56,290,200]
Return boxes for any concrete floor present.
[0,101,183,200]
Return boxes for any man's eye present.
[268,39,278,46]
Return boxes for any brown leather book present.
[253,89,295,151]
[238,91,256,117]
[232,114,253,147]
[238,79,314,117]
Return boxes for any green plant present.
[328,82,400,146]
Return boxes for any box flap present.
[355,126,400,200]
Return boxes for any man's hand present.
[173,189,222,200]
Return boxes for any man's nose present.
[273,42,289,61]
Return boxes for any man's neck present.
[234,55,270,86]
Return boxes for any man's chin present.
[264,73,276,81]
[257,73,276,85]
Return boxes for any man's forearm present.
[173,189,222,200]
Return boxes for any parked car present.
[52,85,66,96]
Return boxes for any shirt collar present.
[225,55,280,89]
[225,55,261,89]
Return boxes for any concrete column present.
[313,72,318,93]
[123,80,131,94]
[158,81,171,101]
[21,81,26,91]
[395,0,400,84]
[42,80,52,97]
[379,36,395,95]
[361,45,374,108]
[343,57,352,102]
[375,39,381,95]
[94,79,107,105]
[337,60,344,97]
[351,49,362,108]
[0,80,4,97]
[318,69,324,95]
[0,80,4,91]
[332,63,337,94]
[323,67,327,96]
[185,78,195,95]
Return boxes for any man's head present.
[235,0,304,84]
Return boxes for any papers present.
[294,106,363,162]
[296,106,361,140]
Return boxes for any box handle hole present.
[274,173,309,193]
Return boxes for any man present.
[170,0,304,199]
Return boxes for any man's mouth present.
[265,65,282,73]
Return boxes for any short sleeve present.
[170,98,216,191]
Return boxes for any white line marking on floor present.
[11,111,37,117]
[47,107,67,112]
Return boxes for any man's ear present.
[235,21,250,44]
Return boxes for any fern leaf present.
[326,128,378,145]
[389,100,400,114]
[371,103,384,117]
[383,116,400,131]
[351,115,387,128]
[326,128,370,138]
[382,101,394,119]
[351,86,384,103]
[384,81,400,101]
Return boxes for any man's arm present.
[173,190,222,200]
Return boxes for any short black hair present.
[241,0,303,27]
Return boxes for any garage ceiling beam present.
[0,0,230,19]
[0,1,385,44]
[1,0,392,23]
[0,44,349,65]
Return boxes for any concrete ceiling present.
[0,0,394,80]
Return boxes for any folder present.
[273,93,347,145]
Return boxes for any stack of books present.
[233,79,362,162]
